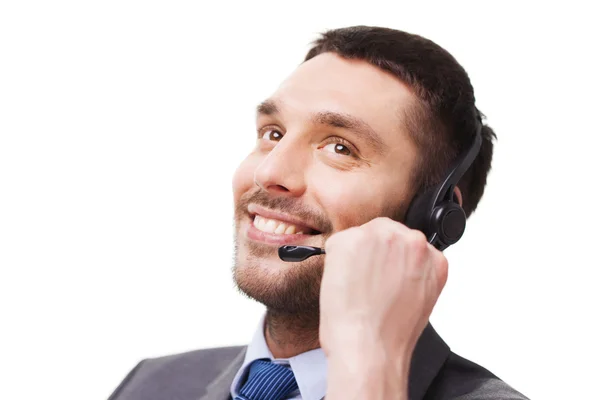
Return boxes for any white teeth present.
[296,231,304,235]
[253,215,308,235]
[256,216,266,230]
[274,223,286,234]
[264,219,277,233]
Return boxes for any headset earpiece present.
[404,187,466,251]
[430,201,466,248]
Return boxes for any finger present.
[324,225,364,253]
[361,217,412,241]
[434,251,449,292]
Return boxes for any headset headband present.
[433,123,483,206]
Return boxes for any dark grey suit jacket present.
[108,325,528,400]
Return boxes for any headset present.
[278,119,483,262]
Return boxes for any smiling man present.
[109,26,527,400]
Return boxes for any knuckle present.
[404,230,430,266]
[365,217,402,243]
[387,228,404,246]
[407,230,428,253]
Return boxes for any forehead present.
[268,52,416,141]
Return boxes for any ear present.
[453,186,463,207]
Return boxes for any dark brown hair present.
[304,26,495,217]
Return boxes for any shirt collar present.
[230,313,328,400]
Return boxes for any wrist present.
[324,327,415,374]
[326,346,412,400]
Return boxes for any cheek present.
[313,170,392,230]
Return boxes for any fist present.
[319,217,449,361]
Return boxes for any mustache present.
[236,190,333,233]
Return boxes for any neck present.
[264,308,320,359]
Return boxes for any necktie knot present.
[236,359,298,400]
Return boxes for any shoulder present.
[425,352,529,400]
[137,345,246,374]
[108,346,246,400]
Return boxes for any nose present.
[253,137,307,197]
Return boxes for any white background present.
[1,1,599,399]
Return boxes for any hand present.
[319,217,449,400]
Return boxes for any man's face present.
[232,52,418,314]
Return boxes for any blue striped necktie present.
[235,359,299,400]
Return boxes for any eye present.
[323,137,357,157]
[323,142,353,156]
[261,129,283,141]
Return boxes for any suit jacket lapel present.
[198,347,246,400]
[408,323,451,400]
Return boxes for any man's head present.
[232,26,495,315]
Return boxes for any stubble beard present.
[232,232,324,317]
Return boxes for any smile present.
[252,215,318,235]
[245,204,322,246]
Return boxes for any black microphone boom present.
[278,245,325,262]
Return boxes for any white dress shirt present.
[229,314,328,400]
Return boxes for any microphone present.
[278,245,325,262]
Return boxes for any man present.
[109,26,527,399]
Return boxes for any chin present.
[232,239,324,314]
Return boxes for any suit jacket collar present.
[408,323,451,400]
[199,323,450,400]
[198,348,246,400]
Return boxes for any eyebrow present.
[256,99,386,155]
[256,99,280,116]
